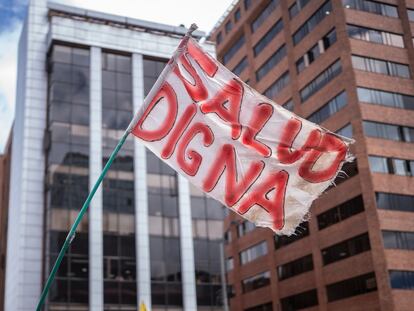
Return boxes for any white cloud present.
[0,20,22,153]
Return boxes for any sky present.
[0,0,234,153]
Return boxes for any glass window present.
[242,271,271,293]
[327,272,377,302]
[278,254,313,280]
[245,302,273,311]
[275,222,309,249]
[347,24,404,47]
[264,71,290,99]
[352,55,411,78]
[280,289,318,311]
[256,44,286,81]
[216,32,222,45]
[225,20,233,33]
[322,233,370,265]
[357,87,414,110]
[251,0,280,32]
[223,35,246,65]
[343,0,398,18]
[376,192,414,212]
[283,99,294,112]
[240,241,268,265]
[408,9,414,22]
[308,91,347,124]
[363,121,405,141]
[389,270,414,289]
[244,0,252,10]
[232,57,248,76]
[383,231,414,250]
[317,195,364,230]
[300,59,342,102]
[235,8,241,22]
[293,1,332,45]
[238,221,256,237]
[336,123,353,138]
[289,0,311,18]
[253,19,283,56]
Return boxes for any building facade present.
[211,0,414,310]
[5,1,227,310]
[0,135,12,311]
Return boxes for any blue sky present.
[0,0,233,153]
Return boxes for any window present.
[383,231,414,250]
[336,123,353,138]
[296,29,337,73]
[245,302,273,311]
[347,24,404,47]
[343,0,398,18]
[322,233,371,265]
[232,57,248,76]
[283,99,294,111]
[376,192,414,212]
[281,289,318,311]
[256,45,286,81]
[352,55,410,78]
[408,9,414,22]
[275,222,309,249]
[389,270,414,289]
[239,241,268,264]
[242,271,271,293]
[223,35,245,65]
[251,0,280,32]
[317,195,364,230]
[369,156,414,176]
[332,160,358,186]
[226,257,234,271]
[253,19,283,56]
[224,230,232,244]
[190,185,225,307]
[225,20,233,33]
[216,32,222,45]
[327,272,377,301]
[300,59,342,102]
[289,0,311,18]
[264,71,290,99]
[277,254,313,280]
[47,45,90,307]
[235,8,241,22]
[363,121,414,142]
[293,1,332,45]
[357,87,414,110]
[308,91,347,124]
[238,221,256,237]
[244,0,252,10]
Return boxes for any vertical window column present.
[178,175,197,310]
[89,46,103,310]
[132,53,152,309]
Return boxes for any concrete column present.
[89,46,104,310]
[132,53,152,308]
[4,0,48,310]
[178,175,197,310]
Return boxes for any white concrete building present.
[5,1,226,310]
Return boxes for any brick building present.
[210,0,414,310]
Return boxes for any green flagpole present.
[35,130,129,311]
[35,23,198,311]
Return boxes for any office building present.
[4,1,226,310]
[210,0,414,310]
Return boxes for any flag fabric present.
[131,36,353,235]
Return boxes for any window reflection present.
[47,44,90,306]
